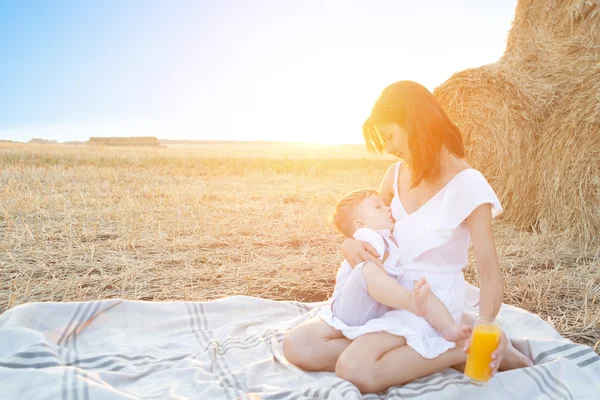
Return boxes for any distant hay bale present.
[89,137,160,147]
[28,138,58,144]
[433,64,544,228]
[434,0,600,247]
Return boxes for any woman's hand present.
[340,238,383,268]
[463,328,508,377]
[489,330,509,376]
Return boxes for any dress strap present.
[392,161,402,190]
[379,231,391,251]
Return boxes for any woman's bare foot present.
[499,338,534,371]
[441,324,472,342]
[410,278,430,317]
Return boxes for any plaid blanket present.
[1,291,599,399]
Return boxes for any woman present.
[282,81,533,393]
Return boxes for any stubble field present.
[1,142,598,353]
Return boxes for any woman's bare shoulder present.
[453,158,473,173]
[379,162,398,203]
[386,162,400,182]
[443,159,474,181]
[385,161,398,177]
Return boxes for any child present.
[324,188,471,342]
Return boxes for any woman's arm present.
[466,203,504,319]
[340,239,382,267]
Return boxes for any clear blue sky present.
[0,0,517,144]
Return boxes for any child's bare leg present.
[362,264,471,342]
[361,262,425,316]
[411,277,430,316]
[420,283,471,342]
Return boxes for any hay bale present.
[433,63,545,228]
[433,0,600,247]
[505,0,600,61]
[502,0,600,109]
[533,74,600,246]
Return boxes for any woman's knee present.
[282,319,333,370]
[282,329,308,368]
[335,352,379,393]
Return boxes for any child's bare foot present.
[410,277,430,317]
[441,324,472,342]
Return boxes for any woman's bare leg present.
[336,331,468,393]
[336,330,533,393]
[283,314,532,392]
[282,317,351,372]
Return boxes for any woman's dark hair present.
[363,81,464,188]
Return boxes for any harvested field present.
[1,143,598,353]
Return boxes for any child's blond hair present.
[330,188,380,238]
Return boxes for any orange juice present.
[464,321,502,385]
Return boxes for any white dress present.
[319,161,503,359]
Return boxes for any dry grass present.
[1,143,598,354]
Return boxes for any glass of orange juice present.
[464,316,503,385]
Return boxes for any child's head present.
[330,189,395,237]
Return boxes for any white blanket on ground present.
[1,285,599,399]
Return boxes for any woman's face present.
[376,123,411,163]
